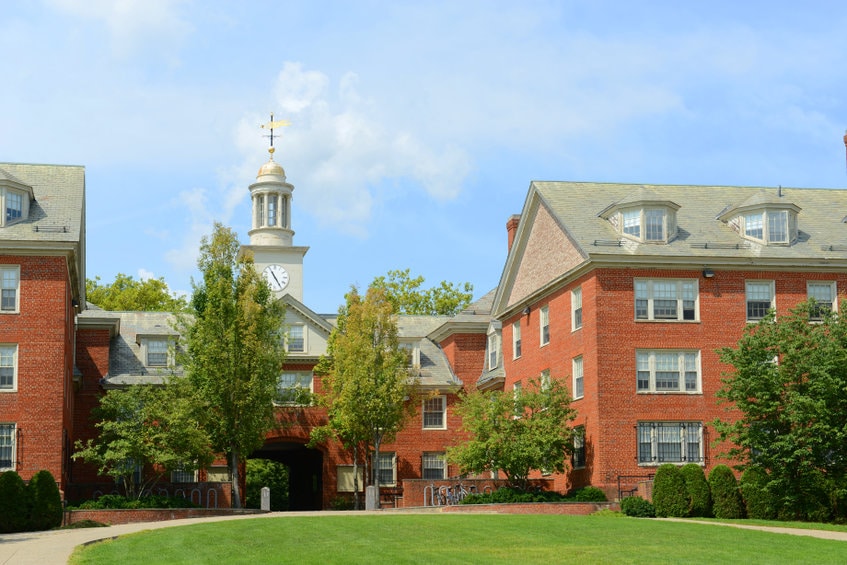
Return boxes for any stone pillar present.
[261,487,270,511]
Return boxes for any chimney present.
[506,214,520,252]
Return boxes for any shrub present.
[620,496,655,518]
[572,486,607,502]
[245,458,289,511]
[70,494,199,510]
[709,465,744,519]
[28,470,63,530]
[652,464,689,518]
[740,466,776,520]
[680,464,712,517]
[0,471,29,533]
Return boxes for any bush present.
[620,496,655,518]
[680,464,712,517]
[740,466,776,520]
[709,465,744,519]
[572,486,607,502]
[28,470,63,530]
[652,464,689,518]
[245,458,289,511]
[0,471,29,533]
[70,494,199,510]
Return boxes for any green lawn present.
[70,514,847,564]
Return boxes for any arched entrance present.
[251,441,323,511]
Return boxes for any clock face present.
[263,264,289,292]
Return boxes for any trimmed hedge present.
[652,464,689,518]
[70,494,201,510]
[680,463,712,517]
[709,465,744,519]
[620,495,655,517]
[28,470,63,531]
[461,485,606,505]
[740,466,776,520]
[0,471,29,533]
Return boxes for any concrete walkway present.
[2,512,846,565]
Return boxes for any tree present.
[180,223,286,509]
[708,465,744,519]
[680,463,712,517]
[370,268,473,316]
[314,286,416,508]
[86,273,187,312]
[245,459,289,511]
[72,380,213,499]
[715,300,847,519]
[27,469,63,531]
[0,471,28,533]
[651,464,689,518]
[448,377,576,490]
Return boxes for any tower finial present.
[260,112,291,159]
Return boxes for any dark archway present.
[251,441,323,511]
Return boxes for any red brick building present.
[5,157,844,509]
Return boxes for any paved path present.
[2,512,846,565]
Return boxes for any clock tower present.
[243,146,309,301]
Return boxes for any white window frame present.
[539,305,550,346]
[746,280,775,322]
[0,423,16,471]
[0,266,20,313]
[636,350,701,393]
[742,209,794,245]
[377,452,396,487]
[422,452,446,480]
[0,344,18,392]
[512,321,521,359]
[487,332,500,370]
[807,281,837,321]
[400,340,421,368]
[423,396,446,430]
[275,372,313,405]
[572,356,584,399]
[621,208,672,243]
[572,426,585,470]
[634,279,698,322]
[146,338,169,367]
[571,287,582,331]
[286,324,306,353]
[637,421,703,465]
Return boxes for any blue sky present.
[2,1,847,313]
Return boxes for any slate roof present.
[533,181,847,264]
[396,315,462,388]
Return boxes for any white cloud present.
[137,268,156,281]
[164,187,214,273]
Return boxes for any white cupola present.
[248,147,295,247]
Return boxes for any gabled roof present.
[493,181,847,318]
[280,294,335,335]
[397,315,462,389]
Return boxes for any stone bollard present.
[261,486,270,511]
[365,485,378,510]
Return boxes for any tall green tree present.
[314,286,416,508]
[86,273,187,311]
[715,299,847,520]
[180,223,286,508]
[448,377,576,490]
[72,379,213,499]
[370,269,473,316]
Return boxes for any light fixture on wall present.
[522,306,531,315]
[702,268,715,278]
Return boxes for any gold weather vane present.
[260,112,291,156]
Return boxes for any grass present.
[69,513,847,564]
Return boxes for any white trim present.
[634,279,699,322]
[422,395,447,430]
[0,423,16,471]
[571,286,583,331]
[539,305,550,346]
[745,280,775,322]
[572,356,584,399]
[0,265,20,314]
[636,350,701,394]
[0,344,18,393]
[512,321,521,359]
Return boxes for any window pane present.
[423,397,445,428]
[572,427,586,469]
[288,326,305,352]
[645,209,665,241]
[422,453,445,480]
[768,210,788,243]
[378,453,395,486]
[638,424,653,463]
[0,346,15,389]
[6,192,22,222]
[654,353,679,390]
[573,358,583,398]
[745,213,763,239]
[147,340,168,366]
[0,424,14,469]
[1,269,17,311]
[747,282,772,320]
[623,210,640,237]
[657,424,682,462]
[267,195,277,226]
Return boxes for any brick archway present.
[251,441,323,511]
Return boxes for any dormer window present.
[720,190,800,246]
[600,189,680,245]
[399,340,421,368]
[0,173,33,227]
[6,192,22,223]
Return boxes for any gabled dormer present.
[0,169,34,227]
[599,187,680,244]
[718,189,800,246]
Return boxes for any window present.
[422,452,446,480]
[377,452,396,486]
[0,424,15,471]
[423,396,446,429]
[287,325,305,353]
[512,321,521,358]
[0,345,17,391]
[638,422,703,464]
[571,287,582,330]
[255,195,264,228]
[768,210,788,243]
[619,207,675,243]
[539,306,549,346]
[400,341,420,368]
[741,209,795,245]
[634,279,697,321]
[540,369,551,391]
[276,372,313,404]
[572,426,585,469]
[744,212,763,240]
[572,356,584,399]
[746,281,775,321]
[5,191,22,223]
[636,350,700,393]
[808,282,836,321]
[171,466,198,483]
[487,333,500,370]
[336,465,364,492]
[267,194,278,226]
[146,339,168,366]
[0,266,19,312]
[623,209,640,238]
[644,209,666,241]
